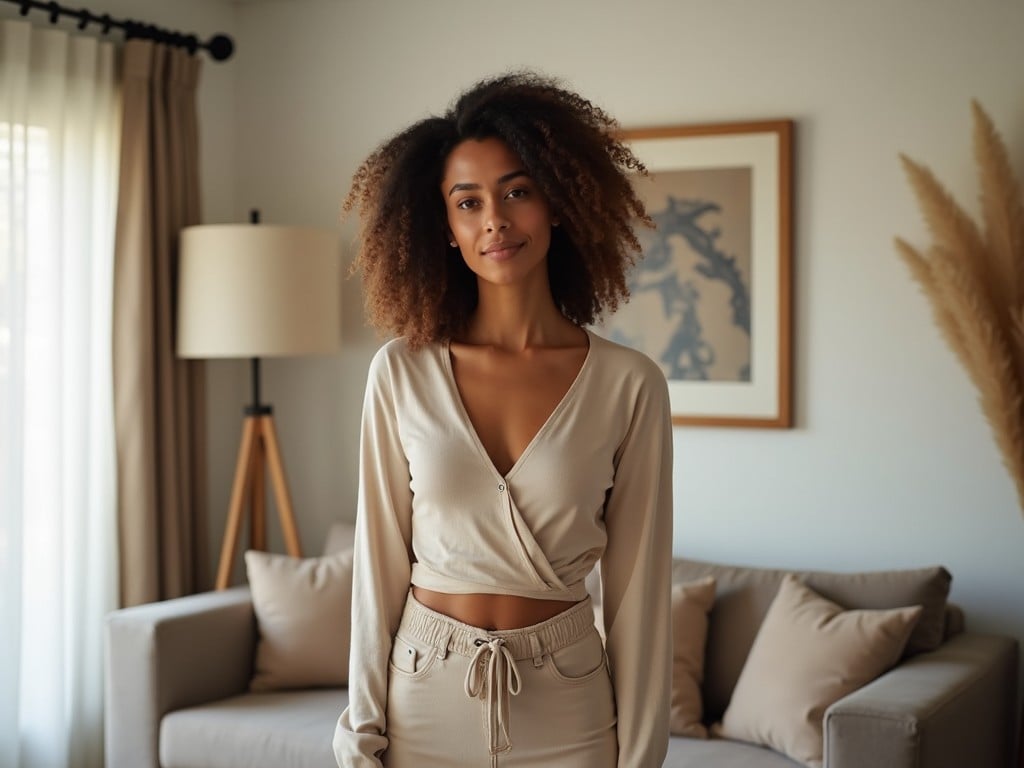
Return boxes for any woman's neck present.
[465,274,580,352]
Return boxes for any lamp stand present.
[215,357,303,590]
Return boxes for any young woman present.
[333,72,673,768]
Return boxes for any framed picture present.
[601,120,794,428]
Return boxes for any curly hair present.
[343,71,651,348]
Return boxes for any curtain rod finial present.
[207,34,233,61]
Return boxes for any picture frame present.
[604,120,794,428]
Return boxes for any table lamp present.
[177,211,341,589]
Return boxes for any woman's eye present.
[456,198,479,210]
[506,188,529,199]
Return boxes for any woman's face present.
[441,137,556,288]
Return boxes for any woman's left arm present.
[600,366,673,768]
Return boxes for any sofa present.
[105,527,1019,768]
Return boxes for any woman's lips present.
[481,242,523,261]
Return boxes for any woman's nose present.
[484,202,510,232]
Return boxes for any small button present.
[497,483,505,492]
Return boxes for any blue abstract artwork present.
[605,167,753,383]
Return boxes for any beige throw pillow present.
[245,548,354,691]
[716,574,922,768]
[322,520,356,556]
[670,576,716,738]
[673,559,951,721]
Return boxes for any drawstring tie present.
[463,637,522,765]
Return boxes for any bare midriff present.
[412,586,582,631]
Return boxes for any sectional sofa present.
[104,526,1019,768]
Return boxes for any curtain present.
[112,39,208,606]
[0,19,119,768]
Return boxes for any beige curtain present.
[113,40,208,607]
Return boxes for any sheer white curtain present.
[0,19,119,768]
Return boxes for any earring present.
[449,241,458,248]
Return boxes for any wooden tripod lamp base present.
[215,406,303,590]
[177,212,340,590]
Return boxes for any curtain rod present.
[1,0,234,61]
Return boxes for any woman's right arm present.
[334,346,414,767]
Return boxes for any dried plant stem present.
[895,238,971,370]
[898,103,1024,514]
[900,154,994,310]
[931,248,1024,503]
[973,101,1024,311]
[973,100,1024,385]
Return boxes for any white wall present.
[226,0,1024,634]
[224,0,1024,675]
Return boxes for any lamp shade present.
[176,224,341,358]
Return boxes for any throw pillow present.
[715,574,922,768]
[323,520,356,556]
[670,576,716,738]
[245,548,354,691]
[672,558,950,721]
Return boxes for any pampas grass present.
[896,101,1024,512]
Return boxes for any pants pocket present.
[388,634,438,679]
[545,627,608,685]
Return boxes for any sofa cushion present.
[672,558,951,719]
[160,689,348,768]
[664,733,802,768]
[245,549,354,690]
[714,575,922,768]
[670,576,716,738]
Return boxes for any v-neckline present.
[442,328,594,481]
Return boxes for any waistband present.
[398,591,596,661]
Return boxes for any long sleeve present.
[600,369,674,768]
[334,347,414,767]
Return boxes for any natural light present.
[0,20,120,765]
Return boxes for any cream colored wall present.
[225,0,1024,663]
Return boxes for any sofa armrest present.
[104,587,256,768]
[824,632,1018,768]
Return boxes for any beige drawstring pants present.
[382,591,617,767]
